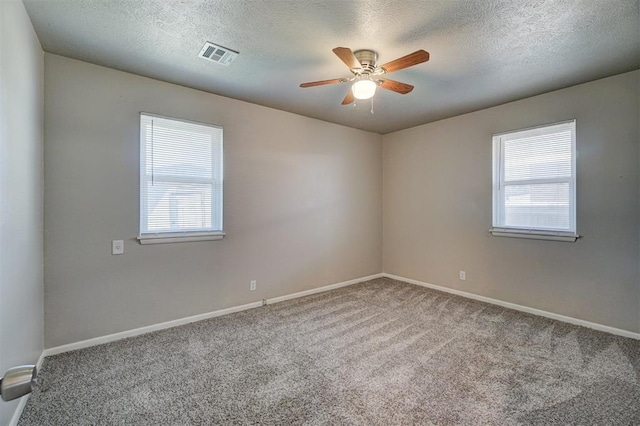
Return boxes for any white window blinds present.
[139,114,223,240]
[492,120,576,238]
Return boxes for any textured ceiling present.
[23,0,640,134]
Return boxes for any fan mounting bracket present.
[352,50,378,74]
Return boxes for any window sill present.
[489,228,579,242]
[138,232,226,245]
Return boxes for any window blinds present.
[139,114,223,236]
[493,120,576,234]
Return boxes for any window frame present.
[138,112,225,245]
[490,119,578,242]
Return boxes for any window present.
[491,120,577,242]
[139,113,223,244]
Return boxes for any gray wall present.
[44,54,383,348]
[0,1,44,423]
[383,71,640,333]
[42,52,640,348]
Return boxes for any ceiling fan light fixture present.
[299,47,429,105]
[352,79,377,100]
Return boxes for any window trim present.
[137,231,226,245]
[490,119,579,242]
[138,112,224,244]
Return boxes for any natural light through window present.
[139,113,223,244]
[491,120,577,242]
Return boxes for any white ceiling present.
[23,0,640,134]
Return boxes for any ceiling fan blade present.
[300,78,346,88]
[333,47,362,71]
[379,50,429,74]
[341,90,355,105]
[378,78,414,94]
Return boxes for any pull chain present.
[370,97,375,115]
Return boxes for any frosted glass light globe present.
[352,79,377,100]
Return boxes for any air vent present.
[198,42,239,66]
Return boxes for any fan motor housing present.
[353,50,377,74]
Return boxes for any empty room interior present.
[1,0,639,424]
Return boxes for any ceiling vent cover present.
[198,42,239,66]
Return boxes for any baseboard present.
[7,350,47,426]
[43,273,384,358]
[8,395,29,426]
[383,273,640,340]
[268,273,383,304]
[43,301,264,357]
[42,270,636,367]
[16,271,636,425]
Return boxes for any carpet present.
[19,277,640,425]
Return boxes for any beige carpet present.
[19,277,640,424]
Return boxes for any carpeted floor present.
[19,277,640,425]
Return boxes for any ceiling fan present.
[300,47,430,105]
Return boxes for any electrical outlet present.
[112,240,124,255]
[459,271,466,281]
[250,280,257,291]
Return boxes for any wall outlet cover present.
[112,240,124,255]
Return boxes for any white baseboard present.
[383,273,640,340]
[43,273,384,358]
[43,301,263,357]
[268,273,383,304]
[13,271,636,425]
[9,395,29,426]
[35,350,45,371]
[7,350,47,426]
